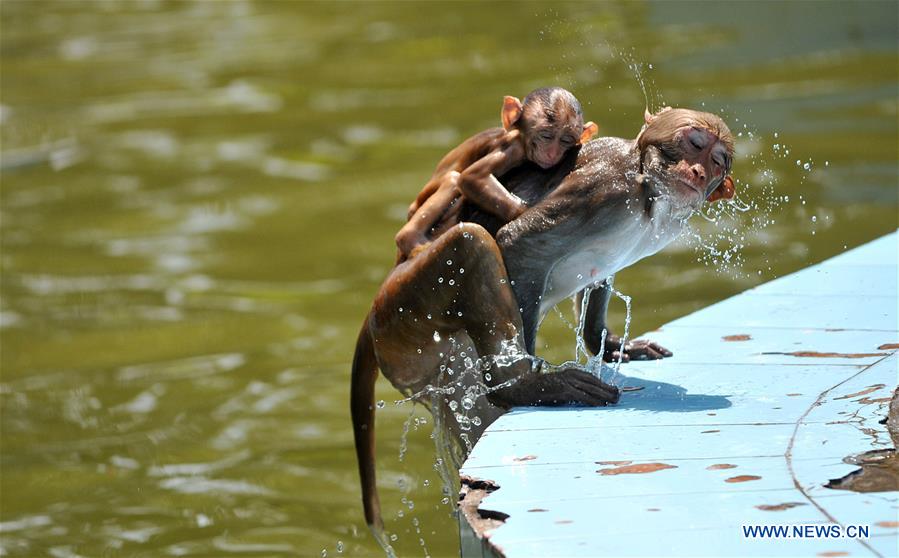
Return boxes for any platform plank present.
[459,232,898,557]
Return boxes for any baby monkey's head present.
[502,87,598,169]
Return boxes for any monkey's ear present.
[707,176,735,202]
[580,121,599,144]
[502,96,523,131]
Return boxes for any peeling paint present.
[755,502,807,511]
[725,475,761,483]
[856,396,891,404]
[707,464,737,470]
[595,460,632,466]
[458,475,507,555]
[512,455,537,462]
[762,351,888,358]
[597,463,677,475]
[817,552,849,557]
[876,521,899,528]
[834,384,886,400]
[722,334,752,341]
[877,343,899,350]
[701,430,720,434]
[826,448,899,493]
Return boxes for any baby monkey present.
[395,87,598,261]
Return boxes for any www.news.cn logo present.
[743,524,870,539]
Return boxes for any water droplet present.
[484,373,492,381]
[803,162,811,171]
[446,260,452,265]
[398,307,403,313]
[336,541,344,554]
[438,277,444,284]
[459,268,465,274]
[433,331,441,342]
[426,313,432,320]
[423,479,430,487]
[462,397,474,410]
[472,416,482,426]
[390,534,398,542]
[377,400,385,408]
[448,279,455,285]
[416,348,422,354]
[811,216,817,223]
[321,550,328,558]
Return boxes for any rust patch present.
[877,343,899,350]
[817,552,849,557]
[597,463,677,475]
[554,519,573,524]
[725,475,761,483]
[620,386,644,392]
[595,460,632,466]
[786,393,802,397]
[762,351,887,358]
[527,508,548,512]
[723,334,752,341]
[834,384,886,400]
[755,502,807,511]
[876,521,899,528]
[512,455,537,462]
[707,464,737,470]
[701,430,720,434]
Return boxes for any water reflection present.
[1,1,896,556]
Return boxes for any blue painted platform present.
[460,232,898,557]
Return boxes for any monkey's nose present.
[691,164,706,183]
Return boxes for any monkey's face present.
[657,126,732,204]
[525,122,581,169]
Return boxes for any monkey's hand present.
[604,335,672,362]
[487,367,619,408]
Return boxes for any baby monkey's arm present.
[457,138,528,222]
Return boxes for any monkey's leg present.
[375,223,619,415]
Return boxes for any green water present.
[1,1,896,556]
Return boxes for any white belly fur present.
[540,197,689,316]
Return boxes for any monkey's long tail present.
[351,320,384,532]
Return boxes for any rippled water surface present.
[1,1,896,556]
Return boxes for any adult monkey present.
[352,107,736,533]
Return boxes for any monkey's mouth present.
[676,176,706,197]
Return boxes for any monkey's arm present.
[576,282,672,362]
[407,129,506,218]
[457,141,529,222]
